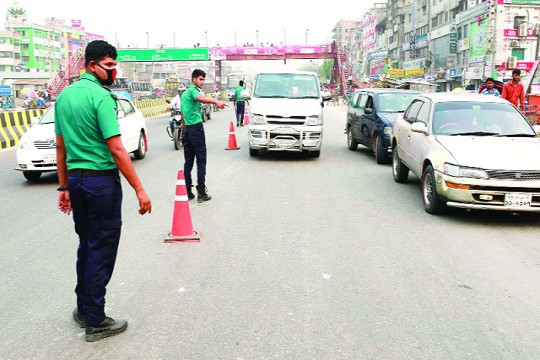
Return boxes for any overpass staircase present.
[47,54,85,98]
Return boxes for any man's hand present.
[216,100,228,110]
[136,189,152,215]
[58,191,71,215]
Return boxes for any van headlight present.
[307,115,323,126]
[18,136,34,149]
[443,163,488,179]
[252,114,266,125]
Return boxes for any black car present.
[346,88,420,163]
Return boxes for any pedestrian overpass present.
[48,44,351,97]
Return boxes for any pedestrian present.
[233,80,249,127]
[181,69,227,202]
[481,78,500,97]
[502,69,525,112]
[168,85,186,137]
[55,40,152,342]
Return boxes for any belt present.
[185,122,203,127]
[68,169,117,177]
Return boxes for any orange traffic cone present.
[225,121,240,150]
[244,107,250,125]
[164,170,200,242]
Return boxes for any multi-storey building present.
[491,0,540,83]
[0,30,21,72]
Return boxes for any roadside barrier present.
[225,121,240,150]
[133,98,172,118]
[0,109,46,149]
[164,170,200,243]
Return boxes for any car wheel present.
[422,165,446,214]
[133,132,147,159]
[374,135,389,164]
[347,127,358,151]
[392,146,409,183]
[23,171,42,181]
[249,148,259,157]
[206,107,212,120]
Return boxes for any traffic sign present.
[117,48,209,62]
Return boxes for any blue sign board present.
[0,85,12,96]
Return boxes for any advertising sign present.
[470,21,488,58]
[387,68,404,78]
[0,85,12,96]
[404,68,425,77]
[117,48,209,62]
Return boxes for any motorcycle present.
[165,100,183,150]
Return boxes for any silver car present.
[392,92,540,214]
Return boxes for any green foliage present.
[318,59,334,82]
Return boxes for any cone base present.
[225,146,241,150]
[164,230,201,243]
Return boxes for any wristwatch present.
[57,186,68,191]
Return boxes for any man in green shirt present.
[233,80,249,126]
[55,40,152,342]
[181,69,227,202]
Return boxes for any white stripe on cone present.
[175,195,189,202]
[176,179,186,185]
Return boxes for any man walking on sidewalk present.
[181,69,227,202]
[502,69,525,112]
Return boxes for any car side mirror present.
[533,124,540,136]
[117,110,125,119]
[364,108,373,115]
[411,121,428,134]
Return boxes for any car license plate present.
[504,193,532,207]
[43,154,56,164]
[276,140,295,149]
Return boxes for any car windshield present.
[254,74,320,99]
[378,93,419,112]
[38,105,55,124]
[432,101,535,136]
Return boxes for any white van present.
[247,71,330,157]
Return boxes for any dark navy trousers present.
[183,122,207,188]
[68,170,122,326]
[236,101,245,125]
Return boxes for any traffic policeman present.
[55,40,152,342]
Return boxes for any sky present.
[1,0,377,49]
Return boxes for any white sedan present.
[15,97,148,181]
[392,92,540,214]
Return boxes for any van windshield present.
[254,74,320,99]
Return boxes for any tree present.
[318,59,334,82]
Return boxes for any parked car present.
[247,71,332,157]
[346,89,420,163]
[15,97,148,181]
[391,92,540,214]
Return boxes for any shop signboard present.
[404,68,425,77]
[470,21,488,58]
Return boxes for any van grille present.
[486,170,540,180]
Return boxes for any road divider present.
[0,109,46,150]
[133,98,172,118]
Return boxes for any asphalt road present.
[1,102,540,359]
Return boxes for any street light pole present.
[256,30,258,46]
[306,29,308,46]
[146,32,149,49]
[205,30,208,47]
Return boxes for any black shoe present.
[237,123,240,127]
[85,317,128,342]
[73,308,85,328]
[196,185,212,203]
[187,191,195,200]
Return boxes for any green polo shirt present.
[235,86,244,102]
[181,84,203,125]
[54,73,120,170]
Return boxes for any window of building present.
[514,16,526,29]
[512,48,525,60]
[464,24,469,38]
[458,27,462,40]
[432,18,438,28]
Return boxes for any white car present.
[392,92,540,214]
[247,71,331,157]
[15,97,148,181]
